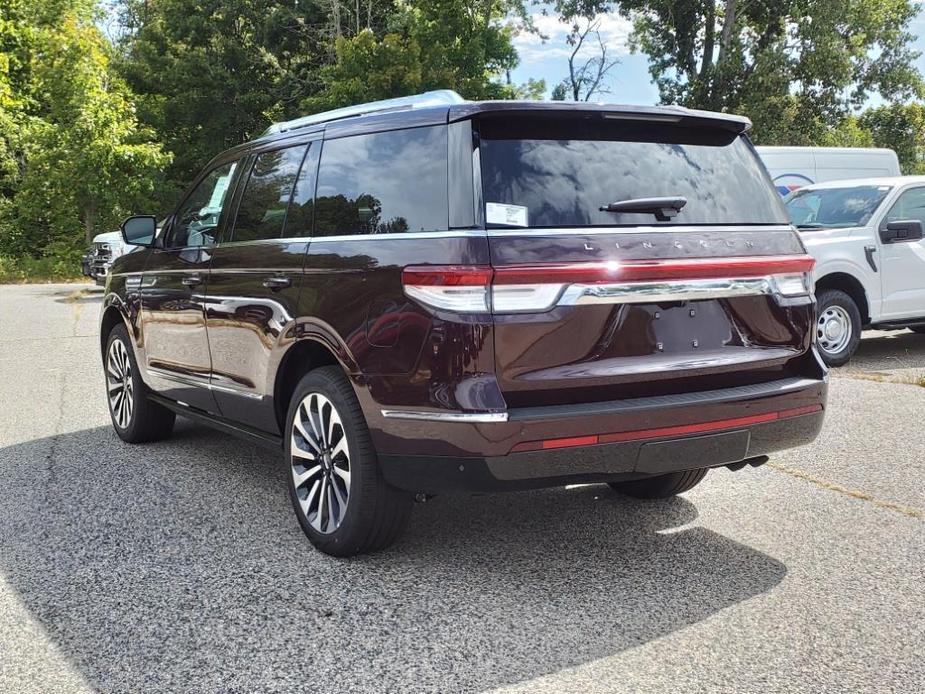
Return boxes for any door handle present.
[182,274,203,287]
[262,275,292,290]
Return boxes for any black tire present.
[815,288,862,367]
[609,467,708,499]
[104,324,175,443]
[285,365,413,557]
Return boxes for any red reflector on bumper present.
[510,404,823,453]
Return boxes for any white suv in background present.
[786,177,925,365]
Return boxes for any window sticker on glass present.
[486,202,528,227]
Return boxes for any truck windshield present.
[477,116,788,227]
[785,185,891,229]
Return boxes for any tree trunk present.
[699,1,716,81]
[712,0,738,110]
[84,203,97,244]
[331,0,341,40]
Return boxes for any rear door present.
[474,113,816,408]
[205,138,318,432]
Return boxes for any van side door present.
[204,139,318,432]
[877,185,925,320]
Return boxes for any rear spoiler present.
[448,101,751,134]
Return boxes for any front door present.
[141,159,240,412]
[878,185,925,320]
[205,141,317,432]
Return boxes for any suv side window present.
[314,126,448,236]
[168,160,238,248]
[231,145,308,242]
[282,142,321,238]
[884,187,925,229]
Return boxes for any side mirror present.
[121,215,157,247]
[880,219,924,244]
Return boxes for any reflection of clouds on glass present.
[317,127,447,234]
[482,137,783,226]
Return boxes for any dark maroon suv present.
[101,91,826,556]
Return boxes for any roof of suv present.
[255,90,751,145]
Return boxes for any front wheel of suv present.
[815,289,862,367]
[105,324,175,443]
[608,468,708,499]
[285,366,413,557]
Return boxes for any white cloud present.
[512,11,633,66]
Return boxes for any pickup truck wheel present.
[105,324,175,443]
[285,366,413,557]
[815,289,861,367]
[608,468,708,499]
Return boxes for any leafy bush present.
[0,253,84,283]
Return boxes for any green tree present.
[116,0,333,200]
[306,0,524,111]
[618,0,923,143]
[0,0,168,261]
[859,103,925,173]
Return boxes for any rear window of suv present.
[478,116,787,228]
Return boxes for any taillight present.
[401,265,492,312]
[403,255,815,313]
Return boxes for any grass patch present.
[0,254,86,284]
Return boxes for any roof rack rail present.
[262,89,466,136]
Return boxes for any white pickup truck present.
[786,177,925,366]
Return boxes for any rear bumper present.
[372,373,827,493]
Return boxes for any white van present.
[756,146,901,195]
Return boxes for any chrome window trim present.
[216,237,311,248]
[381,409,508,423]
[311,230,486,242]
[486,225,796,237]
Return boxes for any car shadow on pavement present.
[0,423,787,693]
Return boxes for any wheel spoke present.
[326,407,336,448]
[292,464,322,488]
[294,413,322,454]
[331,477,347,516]
[301,479,321,519]
[330,435,348,460]
[332,463,350,489]
[316,476,328,531]
[326,482,338,528]
[307,395,324,445]
[291,437,317,460]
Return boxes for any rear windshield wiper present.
[599,196,687,222]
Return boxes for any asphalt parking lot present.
[1,282,923,693]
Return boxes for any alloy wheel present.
[107,339,134,428]
[817,305,852,356]
[290,392,351,534]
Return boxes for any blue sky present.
[509,5,925,107]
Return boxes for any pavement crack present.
[768,462,923,520]
[832,372,925,388]
[43,370,69,505]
